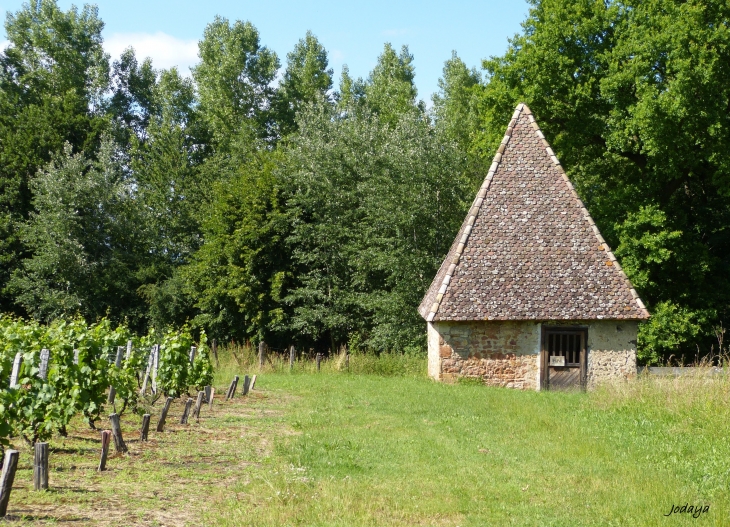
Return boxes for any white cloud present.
[105,32,199,74]
[0,40,9,51]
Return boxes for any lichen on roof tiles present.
[418,103,650,322]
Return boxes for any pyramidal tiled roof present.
[419,103,650,322]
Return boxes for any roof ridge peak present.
[424,102,648,322]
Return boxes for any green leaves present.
[364,44,423,126]
[185,148,289,344]
[156,327,193,398]
[9,137,146,326]
[0,316,211,443]
[193,17,280,145]
[614,205,683,295]
[189,330,214,390]
[274,31,334,137]
[637,302,716,365]
[282,97,469,352]
[0,1,110,313]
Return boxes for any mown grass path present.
[7,372,730,526]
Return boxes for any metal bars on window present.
[546,330,583,366]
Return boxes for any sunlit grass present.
[6,352,729,526]
[209,359,730,526]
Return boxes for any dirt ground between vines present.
[3,387,289,526]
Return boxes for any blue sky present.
[1,0,530,102]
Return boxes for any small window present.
[546,330,584,367]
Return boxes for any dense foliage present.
[0,316,212,445]
[437,0,730,363]
[1,0,728,362]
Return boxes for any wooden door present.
[541,327,587,391]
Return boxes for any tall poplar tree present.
[274,30,334,137]
[192,17,279,147]
[0,0,109,313]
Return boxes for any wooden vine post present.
[208,387,215,410]
[180,398,193,424]
[33,442,49,491]
[0,449,19,516]
[316,353,322,372]
[140,414,151,441]
[156,397,173,432]
[107,346,124,404]
[98,431,111,471]
[38,349,50,380]
[193,391,205,421]
[211,339,219,367]
[226,376,239,401]
[140,350,154,395]
[9,352,22,388]
[109,413,128,453]
[151,344,160,394]
[289,345,295,369]
[242,375,250,396]
[250,375,257,391]
[258,341,265,368]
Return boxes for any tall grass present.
[213,343,426,388]
[587,368,730,501]
[593,366,730,415]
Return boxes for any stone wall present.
[427,319,639,390]
[585,321,638,388]
[429,320,540,389]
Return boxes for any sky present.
[0,0,530,102]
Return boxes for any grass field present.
[5,352,730,526]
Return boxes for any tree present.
[432,52,481,155]
[465,0,730,361]
[282,95,468,352]
[274,31,334,137]
[432,51,485,192]
[364,43,424,125]
[183,148,291,344]
[0,0,109,314]
[9,138,146,327]
[192,17,279,146]
[131,69,209,330]
[107,47,158,148]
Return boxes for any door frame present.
[540,326,588,390]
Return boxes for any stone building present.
[418,103,650,390]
